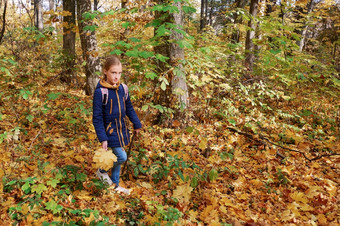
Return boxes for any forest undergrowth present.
[0,35,339,225]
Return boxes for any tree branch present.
[226,126,340,162]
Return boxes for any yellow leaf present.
[300,203,314,211]
[88,134,96,140]
[54,138,66,147]
[75,155,85,162]
[199,137,208,150]
[21,203,29,215]
[140,182,152,189]
[200,205,219,224]
[317,214,327,224]
[104,201,119,213]
[324,179,337,198]
[219,205,228,214]
[306,186,320,198]
[220,197,237,208]
[290,192,308,204]
[172,183,193,203]
[239,193,249,200]
[93,148,117,171]
[74,190,92,201]
[281,209,294,222]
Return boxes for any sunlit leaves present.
[31,183,47,195]
[145,71,158,80]
[172,183,193,203]
[182,6,196,14]
[45,200,63,214]
[93,148,117,171]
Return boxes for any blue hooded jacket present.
[92,80,142,147]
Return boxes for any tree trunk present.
[0,0,7,44]
[154,0,188,123]
[49,0,54,10]
[297,0,316,51]
[204,0,208,27]
[62,0,76,82]
[170,1,188,110]
[121,0,127,8]
[94,0,98,10]
[77,0,101,95]
[34,0,43,31]
[245,0,258,71]
[200,0,205,30]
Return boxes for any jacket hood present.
[97,79,121,90]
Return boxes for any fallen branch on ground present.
[226,127,340,162]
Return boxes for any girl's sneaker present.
[114,186,130,195]
[96,169,113,186]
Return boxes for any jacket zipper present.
[115,90,126,146]
[115,119,123,147]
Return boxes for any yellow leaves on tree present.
[93,148,117,171]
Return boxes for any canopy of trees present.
[0,0,339,224]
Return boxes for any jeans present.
[100,147,127,186]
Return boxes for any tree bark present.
[62,0,76,82]
[34,0,43,31]
[200,0,205,30]
[153,0,170,110]
[49,0,54,10]
[77,0,101,95]
[0,0,7,44]
[297,0,316,51]
[170,1,188,110]
[121,0,127,8]
[154,0,188,123]
[204,0,208,27]
[94,0,99,10]
[245,0,258,71]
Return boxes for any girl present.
[92,55,142,194]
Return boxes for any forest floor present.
[0,67,339,225]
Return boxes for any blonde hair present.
[103,55,121,79]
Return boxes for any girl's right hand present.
[102,141,108,151]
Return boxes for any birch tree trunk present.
[170,1,188,110]
[34,0,43,31]
[245,0,258,71]
[49,0,54,10]
[154,0,188,123]
[297,0,316,51]
[77,0,101,95]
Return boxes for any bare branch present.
[226,126,340,162]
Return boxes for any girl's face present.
[104,64,122,86]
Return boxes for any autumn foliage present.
[0,0,339,225]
